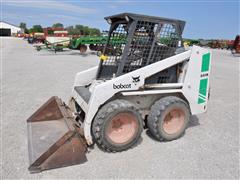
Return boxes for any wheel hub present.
[106,112,138,144]
[162,109,185,134]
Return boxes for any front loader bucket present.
[27,96,87,173]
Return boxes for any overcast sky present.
[2,0,239,39]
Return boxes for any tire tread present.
[147,96,190,141]
[92,99,143,152]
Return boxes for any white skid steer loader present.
[27,13,211,173]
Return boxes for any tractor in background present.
[232,35,240,55]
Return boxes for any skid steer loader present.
[27,13,211,173]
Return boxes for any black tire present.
[92,99,143,152]
[89,44,97,51]
[36,46,41,51]
[147,96,190,141]
[79,44,87,53]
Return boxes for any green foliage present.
[52,23,64,28]
[47,29,54,34]
[90,28,101,36]
[27,22,100,36]
[159,37,172,45]
[65,26,75,35]
[45,27,54,35]
[183,38,200,46]
[19,22,26,29]
[29,25,43,33]
[24,29,29,34]
[66,24,101,36]
[19,22,29,33]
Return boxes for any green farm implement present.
[35,36,126,54]
[35,39,70,52]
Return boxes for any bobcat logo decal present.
[132,76,140,84]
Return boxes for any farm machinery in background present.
[35,35,126,54]
[27,27,68,44]
[28,32,45,44]
[183,38,236,50]
[183,39,200,47]
[205,39,235,50]
[208,40,228,49]
[206,35,240,55]
[44,28,70,46]
[231,35,240,55]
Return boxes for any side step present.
[74,86,91,103]
[27,96,87,173]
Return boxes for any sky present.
[1,0,239,39]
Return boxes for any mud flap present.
[27,96,87,173]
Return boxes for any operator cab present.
[97,12,186,84]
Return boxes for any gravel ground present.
[1,37,239,179]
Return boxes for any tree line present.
[19,22,101,36]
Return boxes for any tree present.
[19,22,26,30]
[75,25,84,30]
[66,26,75,35]
[90,28,101,36]
[52,23,64,28]
[24,29,29,34]
[29,25,43,33]
[83,26,90,35]
[65,24,101,36]
[43,27,53,35]
[75,24,84,35]
[19,22,29,33]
